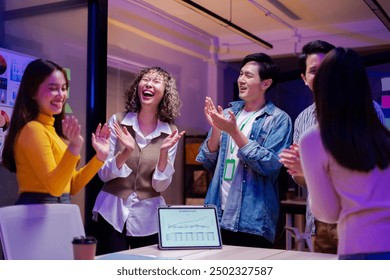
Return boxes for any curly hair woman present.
[92,66,185,255]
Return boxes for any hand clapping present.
[92,123,111,162]
[279,143,303,177]
[204,97,237,134]
[62,115,84,156]
[161,129,186,152]
[113,122,136,153]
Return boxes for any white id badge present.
[223,159,236,180]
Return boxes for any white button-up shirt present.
[93,112,178,236]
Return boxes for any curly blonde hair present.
[124,66,181,123]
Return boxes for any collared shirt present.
[196,100,292,243]
[293,103,317,234]
[93,112,177,236]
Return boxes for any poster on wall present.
[0,47,36,159]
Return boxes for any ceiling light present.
[266,0,300,20]
[175,0,273,49]
[364,0,390,31]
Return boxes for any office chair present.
[0,204,85,260]
[285,226,313,252]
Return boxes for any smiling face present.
[237,61,262,102]
[137,70,166,110]
[237,61,272,109]
[35,70,68,116]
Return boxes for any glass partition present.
[0,0,89,211]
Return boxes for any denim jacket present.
[196,100,292,243]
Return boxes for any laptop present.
[157,205,223,250]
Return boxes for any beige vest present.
[102,112,176,200]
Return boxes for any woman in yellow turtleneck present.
[1,59,110,204]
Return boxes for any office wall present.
[367,61,390,129]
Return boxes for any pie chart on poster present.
[0,55,7,75]
[0,109,10,134]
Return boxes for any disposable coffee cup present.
[286,188,295,200]
[72,236,97,260]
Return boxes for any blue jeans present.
[339,252,390,260]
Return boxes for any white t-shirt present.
[221,109,262,209]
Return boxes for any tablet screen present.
[157,205,222,250]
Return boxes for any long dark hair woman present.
[1,59,110,204]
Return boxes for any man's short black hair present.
[240,53,280,91]
[298,40,335,75]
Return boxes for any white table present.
[96,244,337,260]
[262,249,337,260]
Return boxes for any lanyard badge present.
[223,109,259,182]
[223,158,236,181]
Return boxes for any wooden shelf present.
[183,134,210,205]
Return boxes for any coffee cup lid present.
[72,236,97,244]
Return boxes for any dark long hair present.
[124,66,181,123]
[313,48,390,171]
[1,59,69,172]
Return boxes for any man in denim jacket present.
[196,53,292,248]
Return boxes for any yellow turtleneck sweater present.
[14,113,103,196]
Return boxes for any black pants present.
[221,229,273,248]
[15,192,71,204]
[93,214,158,256]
